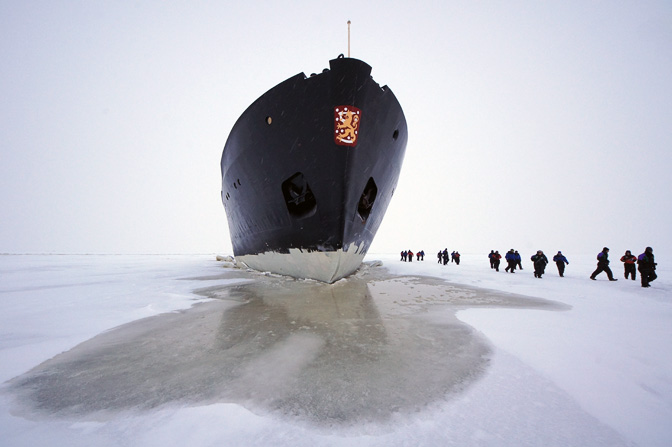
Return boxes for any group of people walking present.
[400,250,425,262]
[495,246,657,287]
[399,249,461,265]
[437,249,460,265]
[520,250,569,279]
[488,249,525,273]
[401,246,658,288]
[589,246,657,288]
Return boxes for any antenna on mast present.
[347,20,351,57]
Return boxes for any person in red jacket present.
[620,250,637,280]
[491,251,502,272]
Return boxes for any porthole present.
[266,116,272,125]
[392,129,399,140]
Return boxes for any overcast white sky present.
[1,1,671,256]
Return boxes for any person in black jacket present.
[590,247,617,281]
[531,250,549,278]
[637,246,657,288]
[514,250,523,270]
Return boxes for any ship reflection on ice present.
[7,263,562,426]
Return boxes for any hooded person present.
[637,247,657,288]
[531,250,549,278]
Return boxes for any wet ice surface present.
[7,262,565,426]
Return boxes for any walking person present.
[504,249,516,272]
[552,251,569,277]
[590,247,617,281]
[620,250,637,280]
[637,247,657,288]
[407,250,414,262]
[514,250,523,270]
[437,251,442,264]
[492,250,502,272]
[531,250,549,278]
[488,250,495,269]
[454,251,460,265]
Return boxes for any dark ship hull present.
[220,56,407,283]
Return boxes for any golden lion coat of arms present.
[334,106,361,146]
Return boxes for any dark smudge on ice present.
[5,261,568,426]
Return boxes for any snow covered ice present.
[1,253,671,446]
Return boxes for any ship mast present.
[347,20,351,57]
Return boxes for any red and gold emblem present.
[334,106,361,146]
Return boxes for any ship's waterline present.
[235,245,366,283]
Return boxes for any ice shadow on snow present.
[5,262,568,426]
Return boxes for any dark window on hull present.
[282,172,317,218]
[357,177,377,222]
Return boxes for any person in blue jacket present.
[504,249,516,273]
[552,251,569,277]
